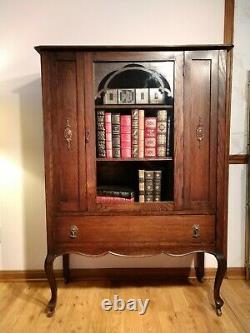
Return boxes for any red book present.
[138,110,144,158]
[144,117,157,157]
[125,197,134,202]
[96,196,134,203]
[121,115,131,158]
[105,112,112,158]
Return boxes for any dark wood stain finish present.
[55,56,79,211]
[36,45,233,316]
[229,154,249,164]
[184,51,218,211]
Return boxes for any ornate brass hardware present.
[85,130,90,143]
[192,224,200,238]
[64,119,72,150]
[69,225,79,239]
[196,117,204,148]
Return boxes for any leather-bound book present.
[138,110,144,158]
[138,169,145,203]
[96,110,106,157]
[145,170,154,202]
[97,185,134,199]
[121,115,131,158]
[96,196,134,203]
[157,110,167,157]
[144,117,157,158]
[105,112,112,158]
[154,170,162,201]
[132,109,139,158]
[166,113,172,157]
[111,113,121,158]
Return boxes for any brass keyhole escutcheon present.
[70,225,79,239]
[192,224,200,238]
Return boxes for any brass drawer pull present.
[70,225,79,239]
[192,224,200,238]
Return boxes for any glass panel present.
[94,60,174,205]
[94,62,174,105]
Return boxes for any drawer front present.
[53,215,215,254]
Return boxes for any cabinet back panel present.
[97,161,174,202]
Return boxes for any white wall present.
[0,0,245,271]
[230,0,250,155]
[227,0,250,267]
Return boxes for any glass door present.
[93,58,175,207]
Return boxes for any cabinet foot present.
[44,253,58,317]
[211,252,227,316]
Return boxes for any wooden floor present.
[0,278,250,333]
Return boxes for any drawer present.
[53,215,215,254]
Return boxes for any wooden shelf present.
[96,157,173,162]
[95,104,173,110]
[96,201,175,213]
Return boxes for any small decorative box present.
[118,89,135,104]
[136,88,149,104]
[103,89,118,104]
[149,88,165,104]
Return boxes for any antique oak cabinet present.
[35,45,232,316]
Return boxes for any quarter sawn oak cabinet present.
[35,45,232,317]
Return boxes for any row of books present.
[96,186,135,204]
[139,170,162,202]
[96,109,172,159]
[96,196,134,203]
[96,170,163,203]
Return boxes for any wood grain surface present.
[0,279,249,333]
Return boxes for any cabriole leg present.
[212,252,227,316]
[44,253,58,317]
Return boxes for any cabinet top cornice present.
[35,44,233,54]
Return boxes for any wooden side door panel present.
[41,52,87,212]
[184,51,218,211]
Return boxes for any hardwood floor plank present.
[0,280,249,333]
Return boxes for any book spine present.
[96,110,106,158]
[144,117,157,158]
[121,115,131,158]
[125,197,134,203]
[97,190,134,199]
[105,112,112,158]
[157,110,167,157]
[154,170,162,202]
[96,196,134,203]
[166,114,171,157]
[112,113,121,158]
[138,169,145,203]
[132,109,139,158]
[145,170,154,202]
[138,110,144,158]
